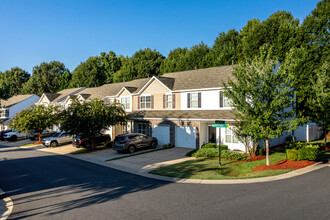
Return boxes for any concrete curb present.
[66,153,328,184]
[0,189,13,220]
[34,147,329,184]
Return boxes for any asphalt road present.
[0,141,329,220]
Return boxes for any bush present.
[221,150,248,161]
[298,145,319,161]
[218,145,228,151]
[194,148,219,157]
[286,149,298,161]
[201,143,217,149]
[285,141,306,149]
[186,149,197,157]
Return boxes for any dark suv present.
[113,133,158,154]
[72,133,111,148]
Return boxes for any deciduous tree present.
[9,105,61,142]
[60,99,126,148]
[223,48,299,165]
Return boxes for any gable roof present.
[52,87,86,103]
[161,65,237,91]
[0,94,36,107]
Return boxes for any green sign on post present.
[211,124,229,128]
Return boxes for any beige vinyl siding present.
[141,79,170,94]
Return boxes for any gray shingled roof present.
[127,110,235,120]
[161,65,237,90]
[0,94,35,107]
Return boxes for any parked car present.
[42,132,73,147]
[28,130,57,141]
[4,131,26,141]
[72,133,111,148]
[0,129,12,141]
[113,133,158,154]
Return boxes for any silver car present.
[42,132,72,147]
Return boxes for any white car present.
[4,131,26,141]
[42,132,73,147]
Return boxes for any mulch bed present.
[252,160,316,171]
[249,155,266,161]
[34,141,42,145]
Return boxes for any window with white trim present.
[120,97,130,109]
[165,94,172,108]
[137,124,147,134]
[140,96,151,109]
[223,96,232,107]
[0,108,9,118]
[225,127,239,143]
[189,93,198,108]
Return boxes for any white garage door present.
[175,126,196,148]
[152,125,170,146]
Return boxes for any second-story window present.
[219,91,232,108]
[165,95,172,108]
[140,96,151,109]
[120,97,130,109]
[0,108,9,118]
[187,92,201,108]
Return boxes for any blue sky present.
[0,0,319,74]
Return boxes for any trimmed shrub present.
[286,149,298,161]
[186,149,197,157]
[221,150,248,161]
[194,148,219,157]
[285,141,306,149]
[202,143,217,149]
[298,145,319,161]
[217,145,228,151]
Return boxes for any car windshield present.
[114,136,126,142]
[52,133,62,137]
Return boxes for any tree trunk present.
[265,139,269,166]
[91,136,96,148]
[253,142,258,156]
[38,131,43,143]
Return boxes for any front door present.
[208,126,216,143]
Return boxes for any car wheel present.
[128,145,136,154]
[11,135,17,142]
[150,141,157,149]
[50,141,58,148]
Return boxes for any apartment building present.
[37,65,320,151]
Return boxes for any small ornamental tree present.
[308,60,330,146]
[223,48,300,165]
[60,98,126,148]
[9,105,61,142]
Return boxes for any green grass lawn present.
[150,151,293,179]
[308,139,330,146]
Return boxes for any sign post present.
[211,123,229,166]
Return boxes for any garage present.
[175,126,196,148]
[152,125,170,146]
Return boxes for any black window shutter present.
[220,91,223,108]
[187,93,190,108]
[198,92,201,108]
